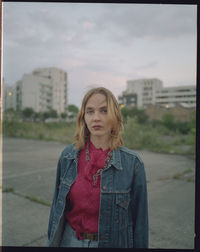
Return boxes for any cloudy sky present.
[2,2,197,107]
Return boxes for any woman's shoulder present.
[119,146,144,164]
[60,143,78,158]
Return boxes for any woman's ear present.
[110,129,115,137]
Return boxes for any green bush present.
[123,117,142,149]
[2,116,195,156]
[3,121,76,144]
[151,120,175,136]
[162,113,175,130]
[3,121,29,137]
[174,121,190,134]
[123,117,161,150]
[121,107,148,124]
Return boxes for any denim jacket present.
[47,144,148,248]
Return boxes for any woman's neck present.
[90,136,110,151]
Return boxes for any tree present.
[49,109,58,118]
[43,111,50,120]
[22,107,34,119]
[61,112,67,119]
[33,112,43,122]
[68,104,79,114]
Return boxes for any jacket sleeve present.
[47,155,62,241]
[130,157,149,248]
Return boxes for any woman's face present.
[84,93,112,141]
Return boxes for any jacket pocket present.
[115,192,131,228]
[116,193,130,209]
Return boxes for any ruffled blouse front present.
[65,141,110,239]
[84,141,110,186]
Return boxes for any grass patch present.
[182,168,193,174]
[3,119,195,156]
[2,187,14,193]
[2,186,51,206]
[172,168,194,182]
[172,173,182,180]
[3,121,75,145]
[24,195,51,207]
[122,117,195,156]
[123,117,162,150]
[187,177,195,182]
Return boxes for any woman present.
[47,87,148,248]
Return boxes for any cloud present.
[3,3,196,51]
[93,4,196,45]
[135,61,158,70]
[81,20,95,30]
[3,3,82,48]
[2,2,196,106]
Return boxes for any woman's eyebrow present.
[100,106,107,109]
[85,107,94,110]
[85,104,107,111]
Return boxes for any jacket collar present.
[64,145,122,170]
[64,146,79,160]
[110,147,123,170]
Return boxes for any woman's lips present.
[92,125,102,130]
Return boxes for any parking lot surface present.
[2,137,195,248]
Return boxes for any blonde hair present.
[73,87,124,150]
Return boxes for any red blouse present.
[65,141,110,240]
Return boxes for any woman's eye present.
[86,110,93,114]
[101,109,107,113]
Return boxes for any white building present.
[155,85,196,108]
[3,84,16,111]
[120,78,163,108]
[118,93,137,107]
[14,67,68,114]
[119,78,196,109]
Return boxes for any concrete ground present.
[1,137,195,248]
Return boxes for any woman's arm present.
[130,158,149,248]
[47,156,62,241]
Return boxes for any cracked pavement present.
[2,137,195,248]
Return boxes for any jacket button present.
[103,186,107,190]
[101,210,105,215]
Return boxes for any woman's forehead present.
[85,93,107,108]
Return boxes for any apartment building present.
[155,85,196,108]
[119,78,196,109]
[3,84,16,111]
[118,93,137,107]
[119,78,163,108]
[4,67,68,114]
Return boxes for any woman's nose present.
[93,111,100,121]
